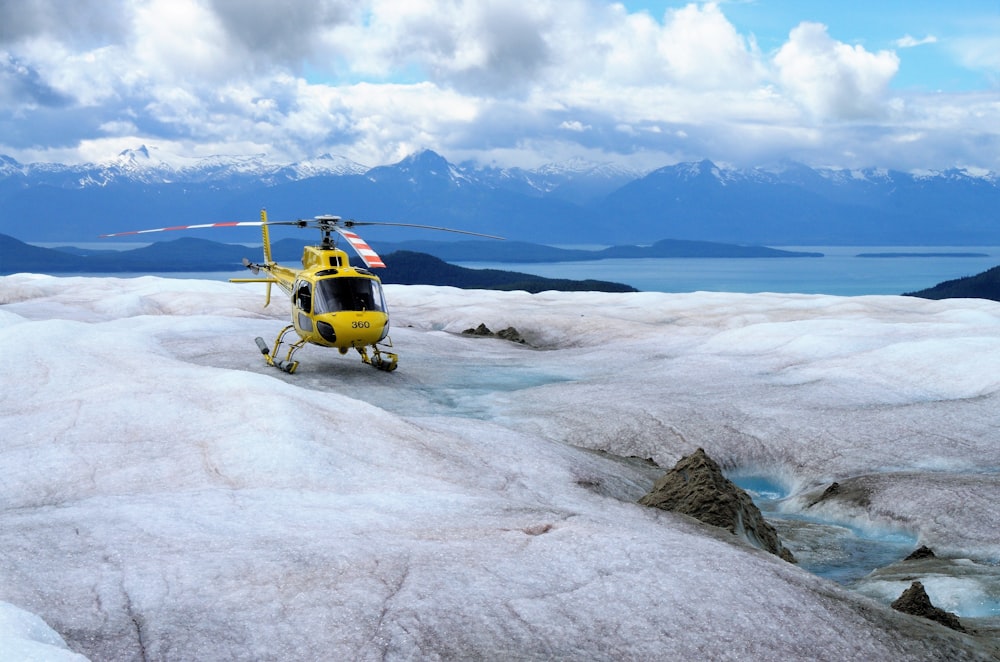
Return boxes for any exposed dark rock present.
[462,323,526,344]
[802,476,873,509]
[463,323,494,336]
[891,581,966,633]
[807,481,841,508]
[638,448,796,563]
[904,545,937,561]
[495,327,526,344]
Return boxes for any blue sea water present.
[35,245,999,296]
[456,246,1000,296]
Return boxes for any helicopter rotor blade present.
[334,227,386,268]
[99,221,268,238]
[342,220,505,240]
[100,215,503,246]
[99,219,314,238]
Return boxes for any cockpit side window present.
[314,277,386,313]
[295,281,312,312]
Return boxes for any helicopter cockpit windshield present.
[313,277,387,313]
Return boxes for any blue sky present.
[1,0,998,172]
[624,0,998,91]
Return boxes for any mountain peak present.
[97,145,185,180]
[398,149,450,170]
[0,154,23,176]
[366,149,471,188]
[111,144,162,166]
[122,145,150,159]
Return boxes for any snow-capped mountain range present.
[1,147,998,245]
[0,145,371,188]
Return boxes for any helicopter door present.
[293,280,313,331]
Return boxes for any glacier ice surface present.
[1,275,999,660]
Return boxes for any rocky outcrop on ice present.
[638,448,796,563]
[803,476,882,511]
[904,545,937,561]
[462,323,527,344]
[892,581,967,633]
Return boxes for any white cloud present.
[0,0,127,47]
[340,0,557,95]
[320,80,482,165]
[132,0,238,84]
[207,0,358,68]
[893,34,937,48]
[657,2,762,89]
[951,34,1000,73]
[774,22,899,120]
[0,0,999,172]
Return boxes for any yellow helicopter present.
[101,210,502,373]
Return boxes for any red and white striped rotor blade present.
[99,221,266,238]
[335,228,386,268]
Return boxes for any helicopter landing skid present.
[359,345,398,372]
[255,325,304,374]
[254,326,398,373]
